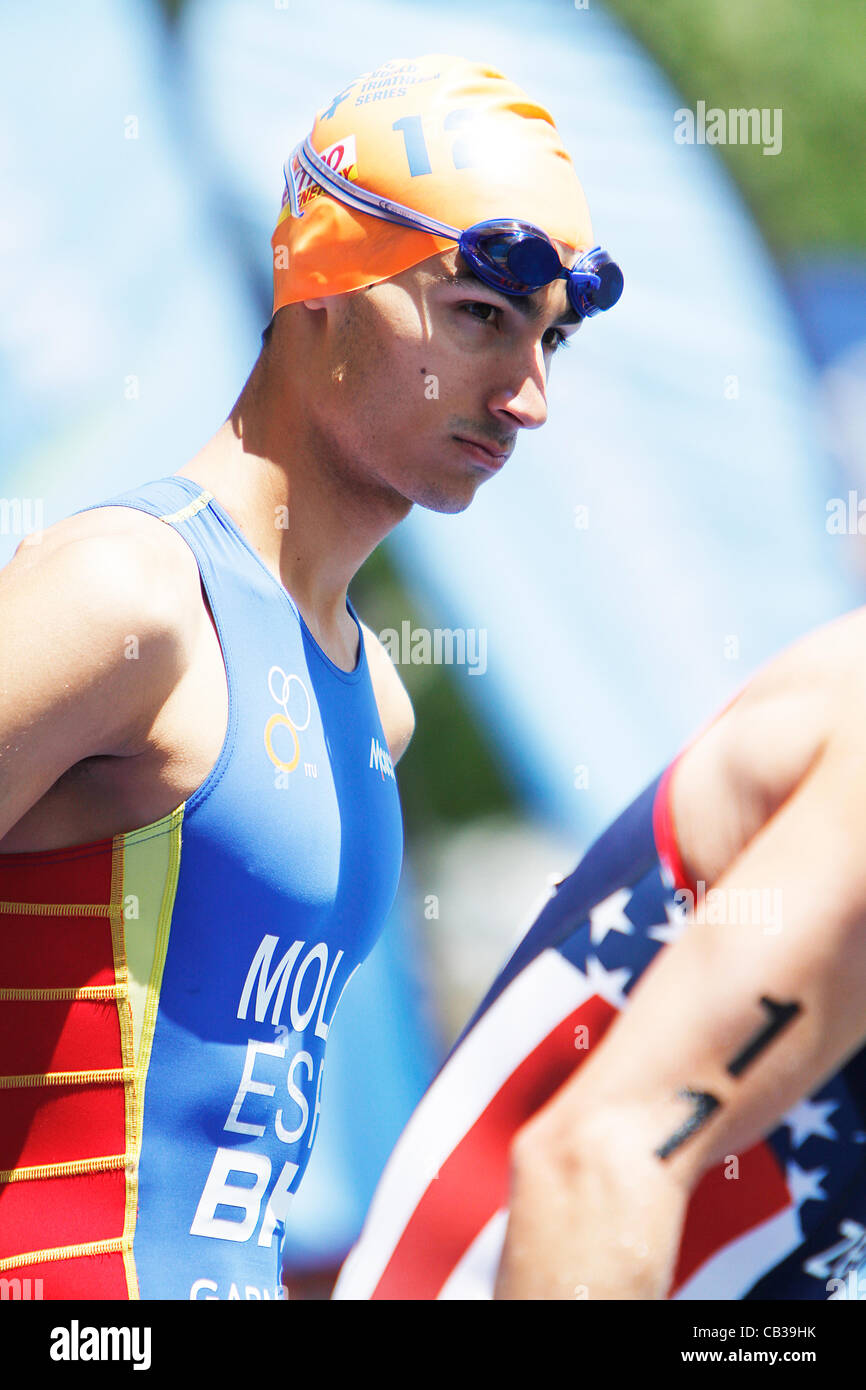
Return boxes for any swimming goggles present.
[284,135,624,322]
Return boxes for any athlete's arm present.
[496,690,866,1299]
[360,621,415,765]
[0,522,195,843]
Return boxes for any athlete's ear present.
[303,289,361,314]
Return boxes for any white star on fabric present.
[780,1098,839,1150]
[786,1161,829,1207]
[647,898,690,945]
[581,954,632,1010]
[588,888,633,945]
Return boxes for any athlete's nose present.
[488,351,550,432]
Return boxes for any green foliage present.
[350,544,516,829]
[603,0,866,253]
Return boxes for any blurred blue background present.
[2,0,864,1294]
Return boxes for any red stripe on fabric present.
[372,996,618,1300]
[669,1138,790,1293]
[0,1082,127,1172]
[652,757,697,898]
[0,998,122,1075]
[0,841,131,1293]
[0,916,116,989]
[4,1251,130,1300]
[0,842,117,990]
[0,832,115,876]
[0,1169,127,1262]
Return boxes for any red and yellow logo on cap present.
[283,135,360,217]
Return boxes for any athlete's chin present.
[407,471,490,515]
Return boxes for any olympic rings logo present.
[263,666,312,773]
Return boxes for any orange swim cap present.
[270,54,594,316]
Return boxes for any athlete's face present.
[300,245,582,514]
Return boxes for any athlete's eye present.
[543,327,572,353]
[461,300,500,325]
[461,302,572,354]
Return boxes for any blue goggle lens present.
[460,222,622,320]
[570,248,624,317]
[504,233,562,288]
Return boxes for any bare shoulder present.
[671,606,866,884]
[11,502,203,631]
[358,620,415,765]
[1,501,207,764]
[0,501,209,839]
[15,500,199,575]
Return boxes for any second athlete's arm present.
[495,692,866,1299]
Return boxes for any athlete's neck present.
[175,350,412,645]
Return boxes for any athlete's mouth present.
[453,435,512,470]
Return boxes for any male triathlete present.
[0,54,621,1298]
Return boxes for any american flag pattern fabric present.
[333,764,866,1300]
